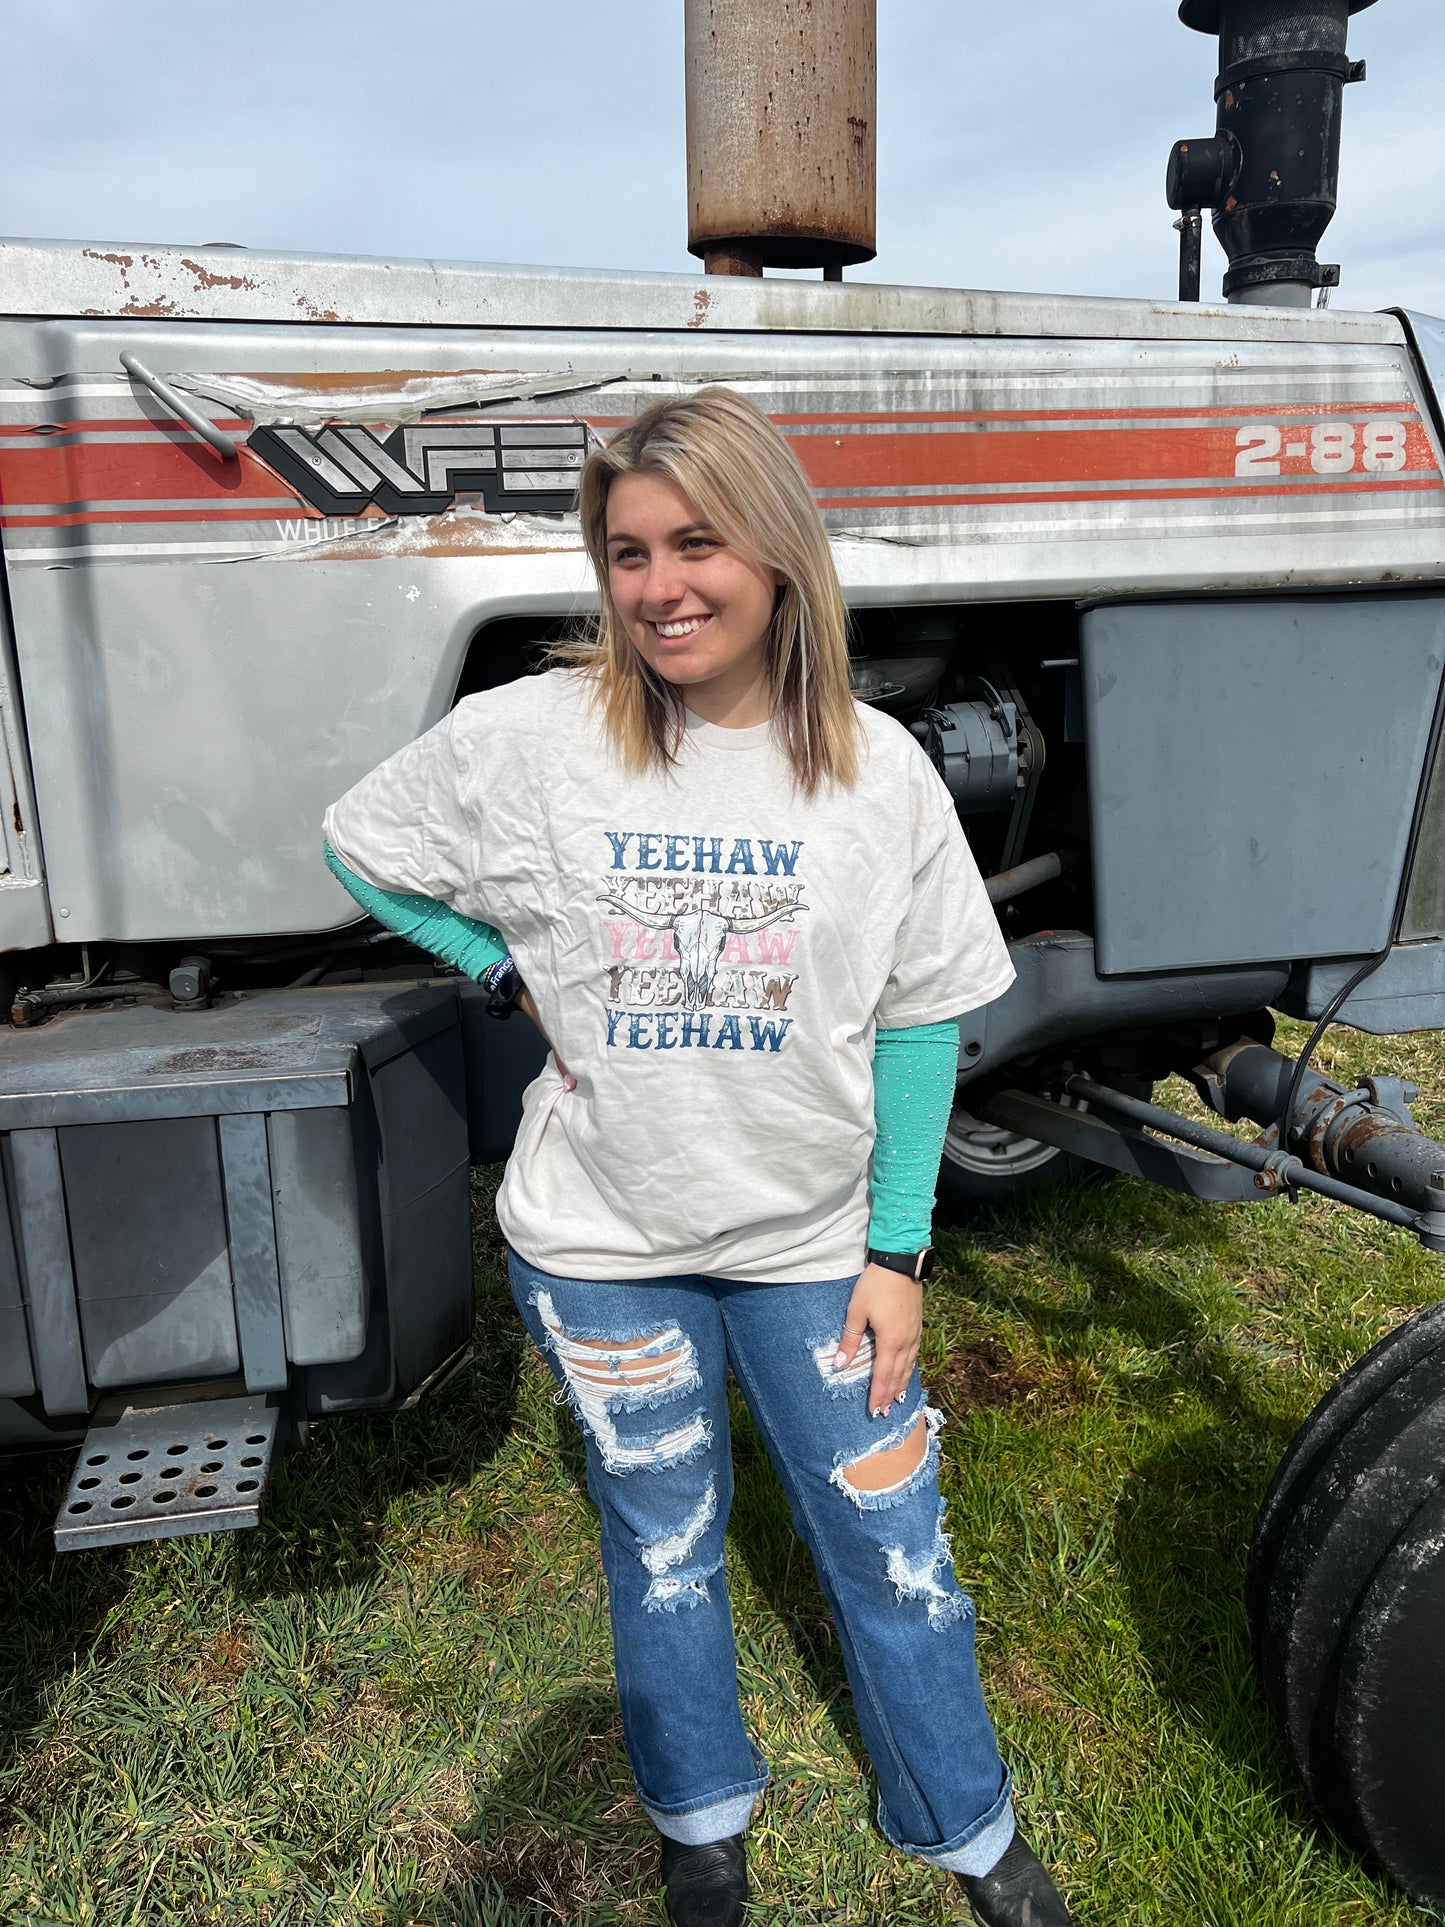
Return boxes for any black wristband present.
[865,1246,935,1284]
[481,956,524,1020]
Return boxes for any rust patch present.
[222,367,480,393]
[689,286,713,329]
[148,1045,293,1074]
[116,296,183,319]
[80,246,185,316]
[179,256,259,294]
[294,294,342,323]
[277,511,585,563]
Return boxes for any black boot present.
[958,1834,1073,1927]
[658,1832,749,1927]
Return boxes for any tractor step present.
[54,1392,282,1552]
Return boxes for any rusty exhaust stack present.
[685,0,876,278]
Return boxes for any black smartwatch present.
[865,1246,936,1284]
[481,956,525,1020]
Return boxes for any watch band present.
[865,1246,935,1283]
[482,956,525,1020]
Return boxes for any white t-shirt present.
[324,668,1014,1282]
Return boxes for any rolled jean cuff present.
[878,1769,1015,1878]
[639,1759,770,1846]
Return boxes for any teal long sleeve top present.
[324,841,956,1253]
[323,839,510,983]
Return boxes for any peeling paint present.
[171,368,622,427]
[293,295,342,323]
[115,297,182,319]
[178,256,259,295]
[11,238,1408,345]
[265,508,585,563]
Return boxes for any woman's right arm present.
[323,840,574,1084]
[323,838,509,982]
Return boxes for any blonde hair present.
[562,386,861,793]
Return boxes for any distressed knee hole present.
[883,1500,973,1630]
[640,1484,724,1611]
[841,1413,930,1493]
[641,1482,717,1580]
[644,1559,722,1612]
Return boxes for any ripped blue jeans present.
[507,1250,1015,1878]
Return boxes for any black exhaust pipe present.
[1167,0,1378,307]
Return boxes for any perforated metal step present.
[54,1393,280,1551]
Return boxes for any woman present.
[323,388,1072,1927]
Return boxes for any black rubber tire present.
[935,1094,1109,1218]
[1254,1345,1445,1841]
[1335,1479,1445,1910]
[1245,1299,1445,1667]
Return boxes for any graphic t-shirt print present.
[597,830,808,1053]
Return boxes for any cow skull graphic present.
[598,893,807,1009]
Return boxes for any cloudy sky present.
[2,0,1441,318]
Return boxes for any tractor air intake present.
[1167,0,1378,307]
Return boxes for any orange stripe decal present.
[1,403,1438,533]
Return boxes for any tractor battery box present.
[0,984,471,1420]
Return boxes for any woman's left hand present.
[832,1263,924,1417]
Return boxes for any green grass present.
[4,1017,1445,1924]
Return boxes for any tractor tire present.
[1334,1479,1445,1910]
[1245,1300,1445,1670]
[1252,1347,1445,1841]
[935,1094,1101,1216]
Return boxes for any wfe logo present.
[249,420,588,519]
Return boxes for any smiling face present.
[604,469,781,726]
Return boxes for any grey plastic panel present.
[60,1117,240,1388]
[457,979,550,1163]
[1279,939,1445,1034]
[269,1107,367,1366]
[1401,723,1445,939]
[0,1173,33,1398]
[1397,315,1445,940]
[1402,311,1445,429]
[8,1129,87,1414]
[1083,594,1445,975]
[0,984,458,1129]
[217,1112,288,1393]
[370,1029,472,1397]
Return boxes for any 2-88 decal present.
[1236,421,1412,477]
